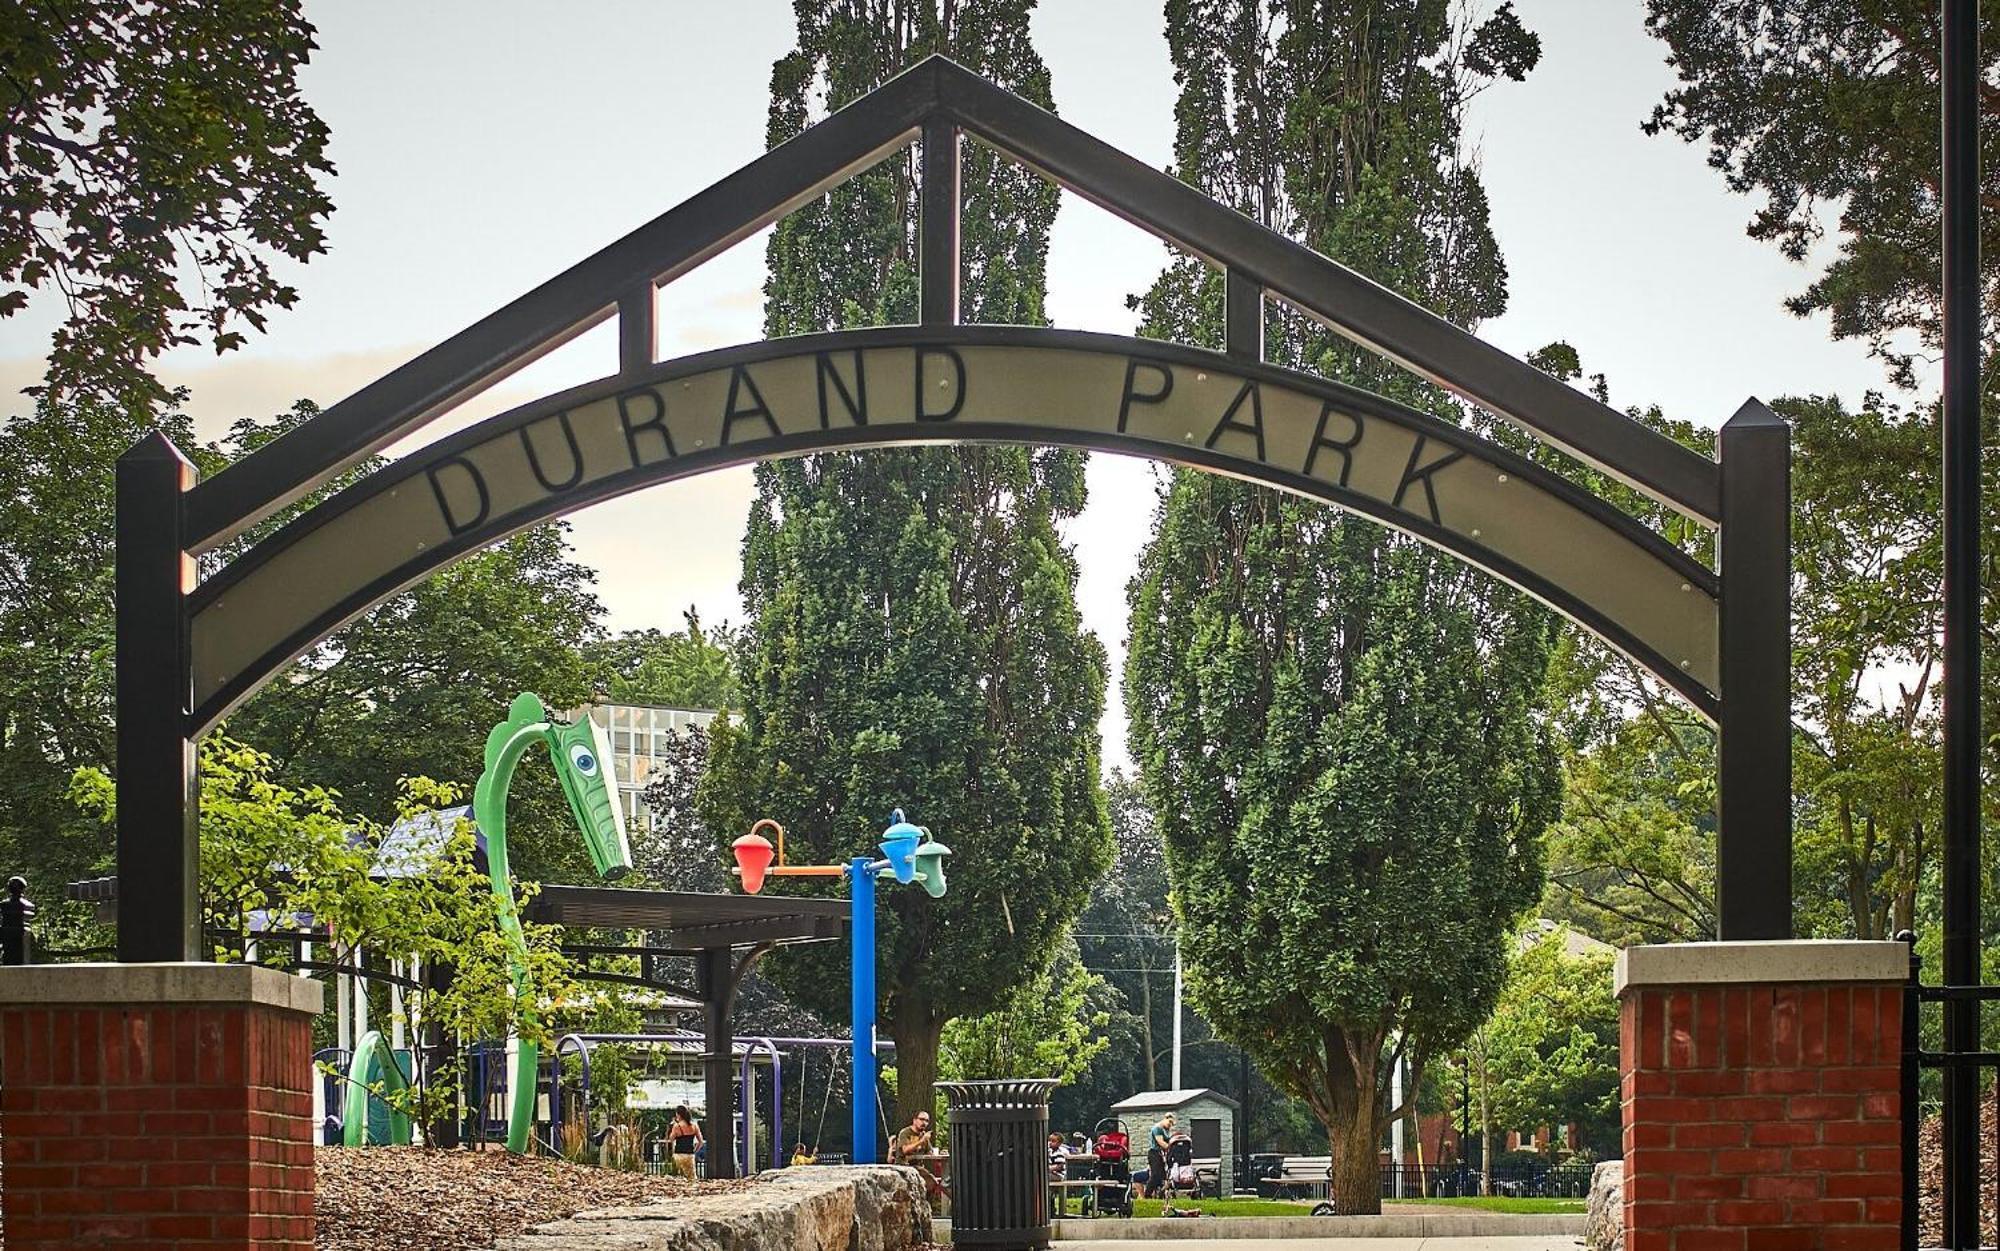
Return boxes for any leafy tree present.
[1,1,335,415]
[1787,394,1946,939]
[1642,2,2000,387]
[588,611,740,710]
[939,938,1110,1088]
[1075,772,1176,1089]
[1461,926,1620,1179]
[1543,702,1718,946]
[227,524,607,883]
[702,0,1111,1130]
[1124,0,1555,1215]
[70,748,578,1140]
[0,393,220,924]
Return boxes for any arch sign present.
[114,56,1793,966]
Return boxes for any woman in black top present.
[667,1105,703,1180]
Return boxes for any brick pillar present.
[0,963,323,1250]
[1618,941,1907,1251]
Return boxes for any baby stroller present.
[1090,1116,1134,1217]
[1157,1132,1201,1215]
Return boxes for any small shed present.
[1110,1088,1240,1198]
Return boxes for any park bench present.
[1254,1155,1332,1200]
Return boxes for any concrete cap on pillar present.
[0,962,324,1015]
[1614,939,1908,997]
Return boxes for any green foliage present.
[72,747,578,1137]
[227,524,607,882]
[1786,394,1950,939]
[1127,0,1555,1216]
[0,394,210,922]
[635,722,729,892]
[1643,1,2000,386]
[714,0,1111,1128]
[1543,388,1994,947]
[1543,702,1717,946]
[940,938,1110,1086]
[0,1,335,415]
[588,611,739,709]
[1465,927,1619,1160]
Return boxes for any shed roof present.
[1110,1088,1240,1113]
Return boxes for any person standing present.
[1143,1112,1175,1199]
[667,1105,703,1180]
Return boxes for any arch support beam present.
[1715,399,1791,940]
[115,434,200,963]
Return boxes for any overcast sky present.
[3,0,1901,770]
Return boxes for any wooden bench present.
[1255,1156,1332,1200]
[1049,1178,1105,1215]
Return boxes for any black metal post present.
[422,958,461,1148]
[1900,933,1920,1251]
[1225,268,1263,362]
[699,945,737,1178]
[1,876,33,966]
[1238,1045,1252,1193]
[1715,400,1792,940]
[618,283,655,376]
[921,118,960,327]
[1940,3,1983,1245]
[115,433,200,962]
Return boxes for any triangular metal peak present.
[186,54,1719,551]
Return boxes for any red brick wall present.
[1621,981,1903,1251]
[0,1000,315,1249]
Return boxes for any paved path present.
[1056,1231,1584,1239]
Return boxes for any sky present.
[3,0,1901,771]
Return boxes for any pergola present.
[526,886,849,1178]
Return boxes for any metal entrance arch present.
[114,55,1792,961]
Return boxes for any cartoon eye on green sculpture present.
[551,710,630,882]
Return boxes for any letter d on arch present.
[425,454,491,537]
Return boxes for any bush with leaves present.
[71,743,580,1141]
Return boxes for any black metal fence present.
[1378,1163,1592,1200]
[1900,933,1997,1251]
[1,877,114,965]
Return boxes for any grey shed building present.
[1110,1089,1240,1198]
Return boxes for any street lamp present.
[731,809,951,1164]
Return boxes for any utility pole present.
[1170,946,1184,1089]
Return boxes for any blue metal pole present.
[849,856,878,1164]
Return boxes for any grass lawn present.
[1117,1197,1316,1218]
[1095,1195,1585,1219]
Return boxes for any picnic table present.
[1049,1151,1126,1217]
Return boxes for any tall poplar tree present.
[1123,1,1558,1213]
[703,0,1111,1127]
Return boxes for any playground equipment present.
[549,1031,881,1174]
[475,692,632,1153]
[341,1030,414,1146]
[337,693,630,1154]
[731,809,949,1164]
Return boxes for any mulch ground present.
[314,1148,754,1251]
[1918,1093,1997,1247]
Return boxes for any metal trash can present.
[937,1078,1058,1249]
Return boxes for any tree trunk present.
[1325,1037,1382,1215]
[891,1010,946,1133]
[1329,1107,1381,1215]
